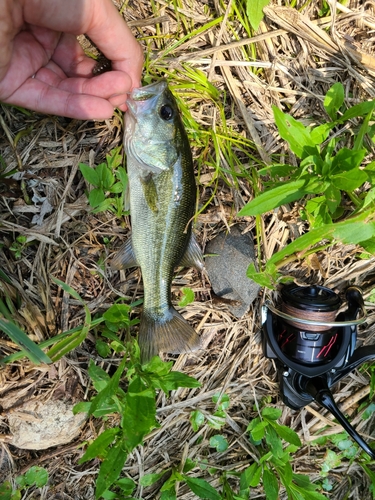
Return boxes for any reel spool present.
[262,283,375,459]
[278,285,341,365]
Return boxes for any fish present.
[110,80,204,362]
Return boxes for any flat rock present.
[205,226,260,318]
[8,399,87,450]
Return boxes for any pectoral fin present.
[179,232,204,270]
[110,237,138,270]
[140,173,158,213]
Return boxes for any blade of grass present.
[0,318,52,364]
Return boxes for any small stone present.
[205,226,260,318]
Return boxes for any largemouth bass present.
[111,80,203,362]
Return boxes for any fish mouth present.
[130,79,168,101]
[126,80,168,116]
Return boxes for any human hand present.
[0,0,144,120]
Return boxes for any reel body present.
[262,284,375,458]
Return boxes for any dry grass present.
[1,1,375,498]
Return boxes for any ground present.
[1,1,375,499]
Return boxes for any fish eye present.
[159,104,174,121]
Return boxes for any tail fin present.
[139,307,201,363]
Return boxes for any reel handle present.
[303,376,375,460]
[345,286,365,321]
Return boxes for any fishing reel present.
[262,283,375,459]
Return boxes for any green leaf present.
[115,477,136,495]
[116,166,128,188]
[261,407,282,420]
[322,478,333,491]
[258,163,296,178]
[362,403,375,420]
[108,181,123,194]
[88,359,111,392]
[354,106,374,150]
[341,100,375,121]
[250,421,268,441]
[92,199,115,214]
[263,467,279,500]
[265,211,375,270]
[0,481,13,500]
[240,463,262,489]
[106,146,123,170]
[331,147,366,172]
[140,471,167,487]
[291,473,319,490]
[246,262,278,288]
[46,327,86,363]
[96,163,114,189]
[151,371,201,393]
[209,434,228,452]
[190,410,205,431]
[264,425,283,458]
[246,0,270,30]
[45,277,92,361]
[273,106,315,158]
[305,197,332,228]
[89,187,106,207]
[360,464,375,494]
[269,422,301,447]
[362,186,375,209]
[79,428,120,464]
[160,488,177,500]
[96,340,111,358]
[238,179,307,216]
[95,442,128,498]
[101,490,117,500]
[333,221,375,245]
[0,269,12,284]
[24,466,48,488]
[207,411,226,430]
[331,167,368,191]
[73,401,91,414]
[142,355,173,376]
[183,458,197,473]
[0,319,51,365]
[103,304,131,325]
[122,376,159,451]
[212,393,230,409]
[89,357,127,416]
[178,287,195,307]
[279,461,293,486]
[310,123,335,144]
[184,476,221,500]
[80,163,99,186]
[361,237,375,254]
[324,184,341,213]
[320,450,341,477]
[323,82,344,120]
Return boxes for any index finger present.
[22,0,143,88]
[86,2,144,88]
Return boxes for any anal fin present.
[110,237,138,270]
[179,232,204,271]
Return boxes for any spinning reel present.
[262,283,375,459]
